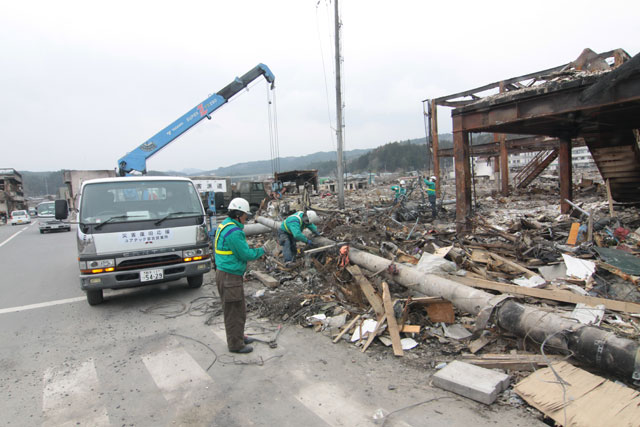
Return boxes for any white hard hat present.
[228,198,251,214]
[430,176,437,181]
[400,180,406,185]
[305,210,318,223]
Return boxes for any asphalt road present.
[0,221,544,426]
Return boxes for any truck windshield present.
[37,202,55,216]
[80,180,203,225]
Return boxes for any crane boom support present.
[118,63,275,176]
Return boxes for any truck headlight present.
[183,248,205,258]
[87,259,115,269]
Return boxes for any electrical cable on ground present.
[170,333,218,371]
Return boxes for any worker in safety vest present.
[278,210,320,266]
[390,180,407,204]
[424,175,437,218]
[214,198,265,354]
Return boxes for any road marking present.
[142,345,214,403]
[290,369,375,427]
[0,226,29,248]
[0,296,86,315]
[42,359,110,427]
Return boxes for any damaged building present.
[214,48,640,423]
[0,168,26,221]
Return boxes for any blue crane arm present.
[117,63,275,176]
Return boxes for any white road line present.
[42,359,110,427]
[142,345,214,403]
[291,369,375,427]
[0,225,29,248]
[0,296,86,315]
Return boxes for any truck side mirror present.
[55,200,69,220]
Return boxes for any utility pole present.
[334,0,345,209]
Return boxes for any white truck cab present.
[71,176,211,305]
[37,200,71,233]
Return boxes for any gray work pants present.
[278,229,296,262]
[428,193,437,218]
[216,270,246,351]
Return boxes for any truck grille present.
[117,254,182,270]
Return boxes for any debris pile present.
[236,177,640,415]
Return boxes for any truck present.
[56,64,275,305]
[37,200,71,233]
[61,177,211,305]
[192,177,268,213]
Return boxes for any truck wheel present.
[187,274,203,288]
[86,289,104,305]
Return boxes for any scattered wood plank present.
[252,271,279,288]
[471,250,491,264]
[451,275,640,314]
[426,301,455,324]
[468,335,493,354]
[346,265,385,317]
[461,353,564,370]
[382,282,403,356]
[488,252,539,278]
[361,314,386,353]
[333,314,361,343]
[597,261,640,285]
[567,222,581,245]
[401,324,421,334]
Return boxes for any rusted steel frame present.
[559,138,573,213]
[429,49,622,106]
[452,75,640,134]
[437,135,576,157]
[431,63,570,104]
[498,83,509,196]
[430,99,440,196]
[452,117,472,233]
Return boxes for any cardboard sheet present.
[514,362,640,426]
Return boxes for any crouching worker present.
[215,198,265,354]
[278,210,320,266]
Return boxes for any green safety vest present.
[214,222,240,255]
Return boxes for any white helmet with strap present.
[430,176,437,182]
[305,210,318,224]
[228,198,251,214]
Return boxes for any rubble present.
[229,176,640,418]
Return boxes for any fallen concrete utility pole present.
[255,216,640,380]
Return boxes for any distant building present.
[0,168,26,220]
[63,170,117,212]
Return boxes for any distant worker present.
[278,210,320,266]
[424,176,437,218]
[390,180,407,204]
[214,198,265,354]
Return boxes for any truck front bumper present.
[80,258,211,291]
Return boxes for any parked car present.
[10,210,31,226]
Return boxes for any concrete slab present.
[432,360,511,405]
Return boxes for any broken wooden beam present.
[346,265,385,317]
[452,275,640,314]
[251,271,279,288]
[382,282,403,356]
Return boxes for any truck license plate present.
[140,268,164,282]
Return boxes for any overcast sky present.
[1,1,638,173]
